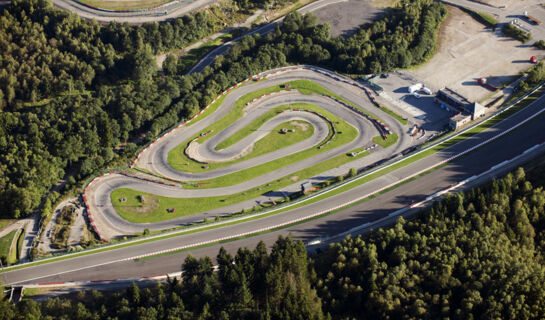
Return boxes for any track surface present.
[88,67,409,237]
[45,0,347,24]
[3,89,545,286]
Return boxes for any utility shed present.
[468,102,485,120]
[449,114,471,130]
[301,182,314,194]
[437,88,471,110]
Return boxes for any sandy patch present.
[290,120,309,131]
[406,5,539,102]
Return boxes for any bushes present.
[56,205,75,225]
[535,39,545,49]
[503,23,532,43]
[517,62,545,91]
[462,7,498,29]
[476,11,498,28]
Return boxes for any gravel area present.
[407,5,540,102]
[312,0,382,37]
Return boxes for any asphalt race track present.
[4,0,545,287]
[44,0,348,25]
[4,89,545,285]
[86,67,410,238]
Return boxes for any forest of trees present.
[0,0,446,218]
[3,165,545,318]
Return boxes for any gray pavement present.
[441,0,545,40]
[3,87,545,286]
[187,0,351,74]
[88,67,412,238]
[67,207,85,247]
[49,0,217,23]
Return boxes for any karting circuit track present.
[4,85,545,286]
[85,66,413,239]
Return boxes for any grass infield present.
[167,79,376,173]
[2,86,542,273]
[0,230,17,265]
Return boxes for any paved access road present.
[187,0,349,74]
[4,88,545,286]
[440,0,545,40]
[45,0,347,25]
[87,67,411,238]
[49,0,217,23]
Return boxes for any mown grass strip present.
[77,0,170,11]
[0,230,18,265]
[181,103,356,189]
[113,138,366,223]
[379,106,408,125]
[373,134,399,148]
[168,79,368,173]
[15,230,25,261]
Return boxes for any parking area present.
[406,5,540,102]
[312,0,382,37]
[371,73,453,132]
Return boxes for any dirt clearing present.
[407,5,540,102]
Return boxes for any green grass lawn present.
[192,119,314,171]
[0,230,17,265]
[286,80,385,122]
[169,103,331,174]
[168,83,298,173]
[0,219,16,232]
[167,79,376,173]
[112,147,369,223]
[373,134,399,148]
[180,103,357,189]
[15,230,25,261]
[79,0,170,10]
[214,108,314,150]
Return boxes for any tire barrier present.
[245,89,295,107]
[72,0,182,17]
[82,65,389,239]
[322,94,391,139]
[289,108,336,149]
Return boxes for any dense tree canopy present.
[4,166,545,318]
[0,0,445,219]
